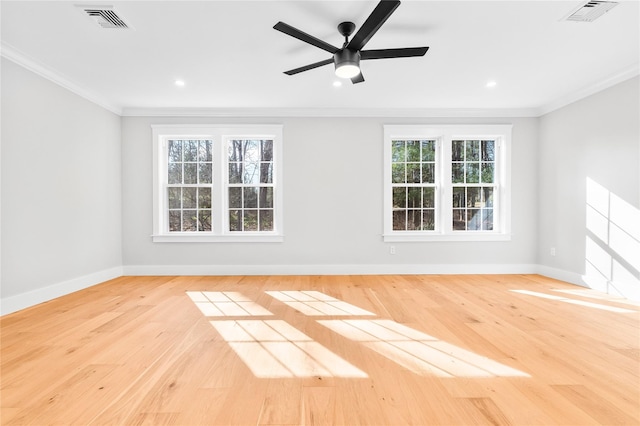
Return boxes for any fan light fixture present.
[334,49,361,79]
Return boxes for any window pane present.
[481,162,494,183]
[406,140,420,162]
[169,210,181,232]
[391,141,405,162]
[422,187,435,208]
[259,187,273,208]
[453,187,465,208]
[466,140,480,161]
[168,187,181,209]
[392,210,406,230]
[183,210,197,231]
[198,210,212,231]
[421,163,434,183]
[244,210,258,231]
[421,140,435,162]
[198,140,213,162]
[260,210,274,231]
[392,187,406,208]
[452,163,464,183]
[229,140,243,162]
[244,140,259,163]
[482,140,495,161]
[422,210,435,230]
[168,163,182,184]
[261,140,273,162]
[199,163,212,184]
[184,163,197,184]
[407,210,421,230]
[392,164,405,183]
[467,209,481,230]
[482,209,494,230]
[452,140,464,161]
[229,210,241,231]
[229,187,242,208]
[184,140,198,162]
[466,163,479,183]
[229,162,242,184]
[183,187,197,208]
[199,188,211,209]
[243,162,259,184]
[407,187,421,208]
[168,140,182,162]
[452,209,466,230]
[467,187,481,208]
[243,187,258,208]
[482,187,494,207]
[406,163,420,183]
[260,163,273,183]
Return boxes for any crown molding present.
[536,63,640,116]
[1,41,122,116]
[120,106,540,118]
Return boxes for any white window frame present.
[152,124,284,243]
[383,124,512,242]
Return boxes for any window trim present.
[152,124,284,243]
[383,124,512,242]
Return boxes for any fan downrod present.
[337,21,356,42]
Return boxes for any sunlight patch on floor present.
[210,320,368,378]
[511,290,636,313]
[265,290,375,316]
[186,291,273,316]
[318,319,529,378]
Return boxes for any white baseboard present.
[535,265,588,288]
[0,266,124,316]
[122,263,539,276]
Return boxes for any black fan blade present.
[347,0,401,51]
[361,46,429,60]
[274,22,339,54]
[351,72,365,84]
[284,58,334,75]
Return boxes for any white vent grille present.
[564,1,619,22]
[77,5,130,29]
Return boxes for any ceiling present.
[1,1,638,116]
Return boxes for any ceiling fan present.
[273,0,429,84]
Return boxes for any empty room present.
[1,0,639,425]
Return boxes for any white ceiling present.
[1,1,638,116]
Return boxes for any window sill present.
[152,233,284,243]
[382,232,511,242]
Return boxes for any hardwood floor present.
[1,274,638,425]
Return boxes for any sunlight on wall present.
[584,178,640,300]
[318,319,529,378]
[510,289,636,313]
[265,290,375,316]
[210,319,368,378]
[186,291,273,316]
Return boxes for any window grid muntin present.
[167,139,213,233]
[391,139,437,231]
[451,139,497,232]
[227,139,275,232]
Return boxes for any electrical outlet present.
[550,247,556,256]
[390,246,396,255]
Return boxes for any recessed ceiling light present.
[486,80,497,88]
[333,81,343,87]
[175,80,185,87]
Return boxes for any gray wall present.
[121,116,538,273]
[1,58,122,304]
[538,76,639,299]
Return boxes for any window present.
[152,125,283,242]
[384,125,511,242]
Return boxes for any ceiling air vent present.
[77,5,130,29]
[564,1,619,22]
